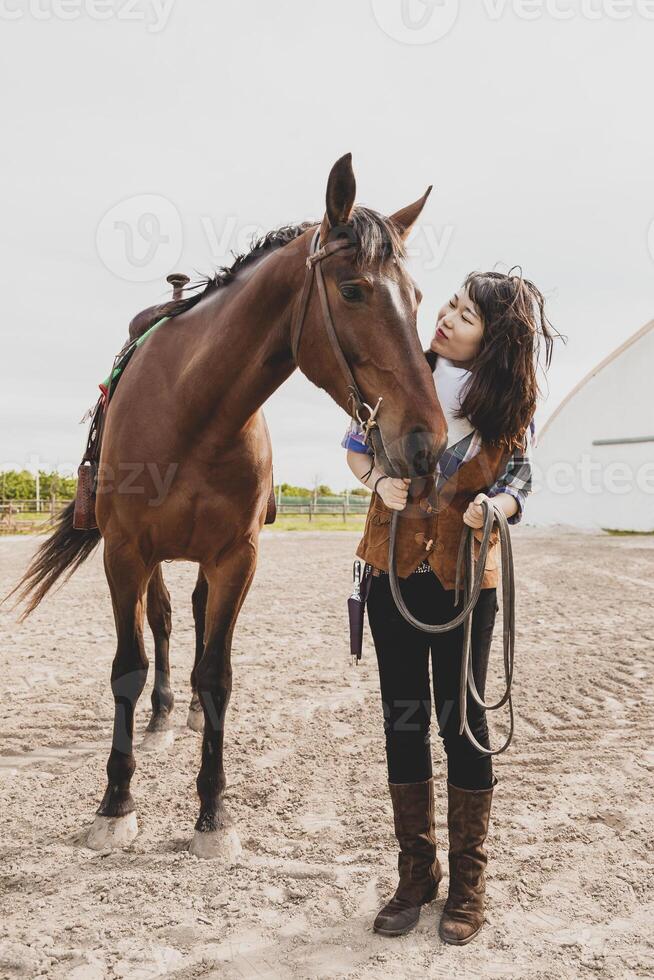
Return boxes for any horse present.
[11,153,447,860]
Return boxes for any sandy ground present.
[0,527,652,980]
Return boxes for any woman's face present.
[430,286,484,368]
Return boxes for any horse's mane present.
[167,206,406,319]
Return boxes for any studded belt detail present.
[378,558,433,576]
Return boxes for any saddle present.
[73,273,278,530]
[128,273,190,342]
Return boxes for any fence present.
[0,494,373,530]
[0,498,69,533]
[276,493,370,522]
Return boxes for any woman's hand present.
[377,477,411,511]
[463,492,491,530]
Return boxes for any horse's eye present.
[340,284,365,303]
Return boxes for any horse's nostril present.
[403,430,438,477]
[413,449,435,477]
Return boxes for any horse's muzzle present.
[370,427,441,479]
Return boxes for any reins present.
[293,227,516,756]
[388,500,516,755]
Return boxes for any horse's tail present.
[4,501,101,620]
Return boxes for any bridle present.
[291,226,516,756]
[291,227,383,436]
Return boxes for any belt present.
[372,559,433,576]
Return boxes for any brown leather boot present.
[373,776,443,937]
[439,776,497,945]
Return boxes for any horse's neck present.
[180,237,306,433]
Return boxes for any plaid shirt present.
[341,416,535,525]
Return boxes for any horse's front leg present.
[87,545,151,850]
[189,539,257,862]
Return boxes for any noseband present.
[292,226,516,756]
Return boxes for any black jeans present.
[366,569,498,790]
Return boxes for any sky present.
[2,0,653,491]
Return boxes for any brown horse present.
[12,154,447,859]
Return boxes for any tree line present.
[275,483,369,498]
[0,470,77,501]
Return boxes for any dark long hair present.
[453,267,565,451]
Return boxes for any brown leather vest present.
[355,442,511,590]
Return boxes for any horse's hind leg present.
[87,547,150,851]
[141,564,175,752]
[187,568,207,733]
[189,539,257,861]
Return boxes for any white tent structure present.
[528,319,654,532]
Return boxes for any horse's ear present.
[321,153,356,243]
[389,186,433,240]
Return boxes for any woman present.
[342,269,558,945]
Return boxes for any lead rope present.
[292,228,516,753]
[387,498,516,756]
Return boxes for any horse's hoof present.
[86,812,138,851]
[141,729,175,752]
[189,827,242,863]
[186,706,204,733]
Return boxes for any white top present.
[433,355,475,448]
